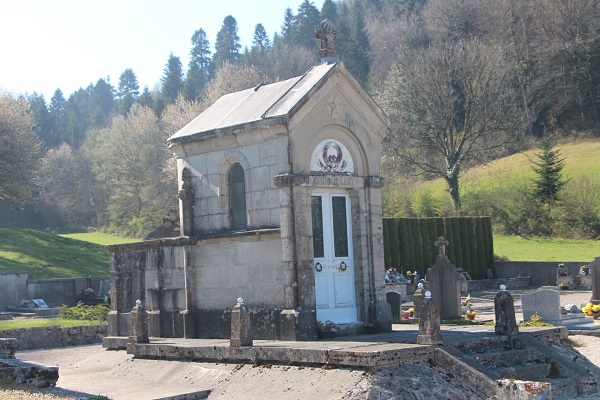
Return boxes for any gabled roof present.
[168,63,337,145]
[168,62,389,145]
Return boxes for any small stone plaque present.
[521,288,561,324]
[32,299,49,308]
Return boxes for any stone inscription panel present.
[309,175,362,188]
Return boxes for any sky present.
[1,0,326,99]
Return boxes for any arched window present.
[229,163,247,230]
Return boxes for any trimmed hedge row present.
[382,217,495,279]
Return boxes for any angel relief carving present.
[310,139,354,174]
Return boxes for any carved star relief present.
[327,95,344,119]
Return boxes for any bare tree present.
[378,40,525,211]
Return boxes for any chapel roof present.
[168,62,338,144]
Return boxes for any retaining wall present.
[495,262,590,286]
[0,324,107,350]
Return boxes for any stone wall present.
[0,272,109,308]
[495,261,590,286]
[0,324,107,350]
[0,338,17,358]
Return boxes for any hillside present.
[389,139,600,216]
[0,229,110,279]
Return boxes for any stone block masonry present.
[0,324,107,350]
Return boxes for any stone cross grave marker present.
[495,285,519,336]
[428,236,462,320]
[521,288,561,325]
[417,291,442,345]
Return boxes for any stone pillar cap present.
[425,291,431,298]
[136,299,142,306]
[418,282,424,289]
[237,297,244,304]
[500,284,507,291]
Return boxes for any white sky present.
[1,0,325,99]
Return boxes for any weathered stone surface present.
[417,294,442,345]
[591,256,600,301]
[0,359,58,388]
[495,379,552,400]
[230,298,252,347]
[129,300,149,344]
[428,238,462,320]
[521,288,561,324]
[0,325,106,350]
[0,337,17,358]
[412,283,424,321]
[495,286,519,336]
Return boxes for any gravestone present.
[521,288,561,325]
[428,237,462,320]
[386,292,402,320]
[417,291,442,345]
[129,300,149,344]
[494,285,519,336]
[412,282,425,321]
[591,257,600,301]
[230,298,252,347]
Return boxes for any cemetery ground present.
[7,287,600,400]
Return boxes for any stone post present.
[129,300,149,344]
[591,257,600,302]
[417,291,443,345]
[0,338,17,359]
[178,167,195,236]
[494,285,519,336]
[230,297,253,347]
[412,282,425,321]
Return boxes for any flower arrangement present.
[83,288,95,296]
[387,267,397,275]
[461,294,472,309]
[582,303,600,318]
[401,308,414,320]
[317,320,337,333]
[465,309,477,320]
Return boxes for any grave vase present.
[586,312,600,319]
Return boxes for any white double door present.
[311,190,357,323]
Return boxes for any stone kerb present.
[521,288,561,325]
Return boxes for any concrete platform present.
[103,324,571,369]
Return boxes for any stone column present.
[230,298,252,347]
[275,173,316,341]
[591,257,600,302]
[178,167,195,236]
[417,291,443,345]
[129,300,149,344]
[181,245,196,339]
[412,282,425,321]
[494,285,519,336]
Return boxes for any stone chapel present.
[106,46,392,341]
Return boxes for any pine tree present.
[183,28,212,101]
[293,0,321,50]
[531,137,567,202]
[320,0,337,22]
[117,68,139,116]
[49,89,66,146]
[281,7,294,44]
[344,1,370,85]
[27,93,53,148]
[160,53,184,105]
[213,16,241,67]
[137,86,154,109]
[89,78,114,128]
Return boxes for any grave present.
[417,291,442,345]
[591,257,600,301]
[428,237,462,320]
[104,21,392,342]
[494,285,519,336]
[521,288,562,325]
[385,292,402,320]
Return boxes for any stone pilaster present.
[230,298,252,347]
[129,300,149,344]
[178,167,195,236]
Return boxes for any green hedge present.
[382,217,495,277]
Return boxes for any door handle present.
[339,261,347,271]
[315,262,323,272]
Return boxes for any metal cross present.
[435,236,449,256]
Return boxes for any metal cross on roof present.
[435,236,449,256]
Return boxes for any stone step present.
[472,348,536,368]
[495,362,551,380]
[540,377,579,400]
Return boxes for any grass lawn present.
[494,235,600,262]
[0,229,112,279]
[59,232,139,245]
[0,318,105,331]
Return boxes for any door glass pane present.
[311,196,324,259]
[332,196,348,257]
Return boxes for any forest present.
[1,0,599,239]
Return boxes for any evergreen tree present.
[293,0,321,50]
[116,68,139,116]
[213,16,241,67]
[320,0,337,22]
[183,28,212,101]
[252,23,271,51]
[531,137,567,202]
[89,78,114,128]
[64,87,92,148]
[160,53,184,105]
[49,89,66,146]
[27,93,53,148]
[344,1,370,85]
[137,86,153,109]
[281,7,294,44]
[248,23,272,69]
